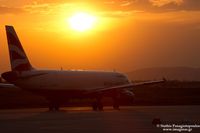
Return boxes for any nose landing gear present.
[92,98,104,111]
[113,98,120,110]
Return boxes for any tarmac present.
[0,106,200,133]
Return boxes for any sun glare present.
[68,12,97,32]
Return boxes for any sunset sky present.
[0,0,200,73]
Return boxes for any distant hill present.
[127,67,200,81]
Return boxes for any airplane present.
[0,25,165,111]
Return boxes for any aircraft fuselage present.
[2,70,130,91]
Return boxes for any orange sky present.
[0,0,200,73]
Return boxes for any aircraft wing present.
[0,83,18,89]
[86,79,165,94]
[131,79,166,87]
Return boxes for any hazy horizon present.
[0,0,200,73]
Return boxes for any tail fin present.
[5,25,33,71]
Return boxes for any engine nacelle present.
[121,90,135,97]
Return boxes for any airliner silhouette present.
[1,26,164,111]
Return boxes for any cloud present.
[1,0,200,15]
[120,1,135,7]
[149,0,200,12]
[23,2,52,14]
[20,1,137,17]
[0,5,24,14]
[149,0,183,7]
[17,0,200,19]
[94,0,200,13]
[180,0,200,11]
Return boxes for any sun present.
[68,12,97,32]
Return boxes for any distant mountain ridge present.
[127,67,200,81]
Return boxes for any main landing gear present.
[113,98,120,110]
[92,97,120,111]
[49,101,60,111]
[92,98,103,111]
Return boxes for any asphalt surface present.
[0,106,200,133]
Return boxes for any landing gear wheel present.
[113,98,120,110]
[98,103,103,111]
[113,104,120,110]
[49,105,54,111]
[55,104,60,111]
[92,102,98,111]
[49,102,60,111]
[92,98,104,111]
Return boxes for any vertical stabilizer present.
[5,25,33,71]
